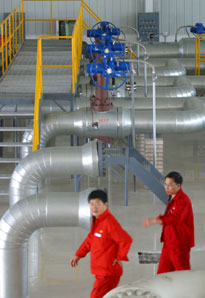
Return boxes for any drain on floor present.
[138,252,161,264]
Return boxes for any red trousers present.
[157,245,191,274]
[90,275,121,298]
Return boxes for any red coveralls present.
[157,188,194,274]
[75,209,133,298]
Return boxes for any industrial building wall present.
[155,0,205,40]
[0,0,204,39]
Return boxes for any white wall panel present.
[156,0,204,40]
[0,0,204,40]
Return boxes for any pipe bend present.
[9,142,99,206]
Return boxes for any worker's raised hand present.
[142,217,155,227]
[142,217,162,227]
[70,255,80,267]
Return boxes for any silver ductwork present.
[104,270,205,298]
[136,38,205,58]
[78,58,186,79]
[10,141,99,206]
[77,76,196,98]
[40,98,205,137]
[20,97,205,157]
[0,189,92,298]
[20,97,187,159]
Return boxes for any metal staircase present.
[99,143,169,205]
[0,108,34,197]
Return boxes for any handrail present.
[0,0,24,75]
[0,0,102,151]
[23,0,101,35]
[195,34,205,76]
[33,2,85,151]
[33,38,43,151]
[81,0,102,23]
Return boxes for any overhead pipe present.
[0,190,92,298]
[9,141,99,206]
[175,25,195,42]
[19,97,205,155]
[78,58,186,79]
[135,38,205,58]
[20,97,187,159]
[77,76,196,98]
[104,270,205,298]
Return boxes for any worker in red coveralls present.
[70,189,133,298]
[142,171,194,274]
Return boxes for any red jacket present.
[75,209,133,276]
[158,188,194,249]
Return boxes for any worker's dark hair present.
[88,189,108,203]
[165,171,183,185]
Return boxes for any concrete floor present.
[0,129,204,298]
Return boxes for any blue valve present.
[86,21,130,91]
[190,23,205,34]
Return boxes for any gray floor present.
[0,130,204,297]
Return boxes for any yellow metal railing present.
[0,0,102,151]
[33,1,98,151]
[195,34,205,75]
[23,0,102,35]
[0,0,24,75]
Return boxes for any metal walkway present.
[0,39,73,104]
[0,39,73,197]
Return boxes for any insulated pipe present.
[78,58,186,79]
[31,98,205,147]
[20,98,186,159]
[0,190,92,298]
[104,270,205,298]
[135,38,205,58]
[9,141,99,206]
[77,76,196,98]
[20,97,205,155]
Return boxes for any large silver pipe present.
[10,141,99,206]
[136,38,205,58]
[104,270,205,298]
[21,97,205,156]
[78,58,186,79]
[0,189,92,298]
[20,98,186,159]
[37,98,205,145]
[77,76,196,98]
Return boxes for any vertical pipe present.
[137,44,140,76]
[144,62,148,97]
[130,64,136,148]
[125,157,129,206]
[152,72,157,168]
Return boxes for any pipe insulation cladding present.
[103,270,205,298]
[9,141,99,206]
[0,190,92,298]
[37,98,205,144]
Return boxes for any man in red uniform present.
[142,171,194,274]
[70,189,133,298]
